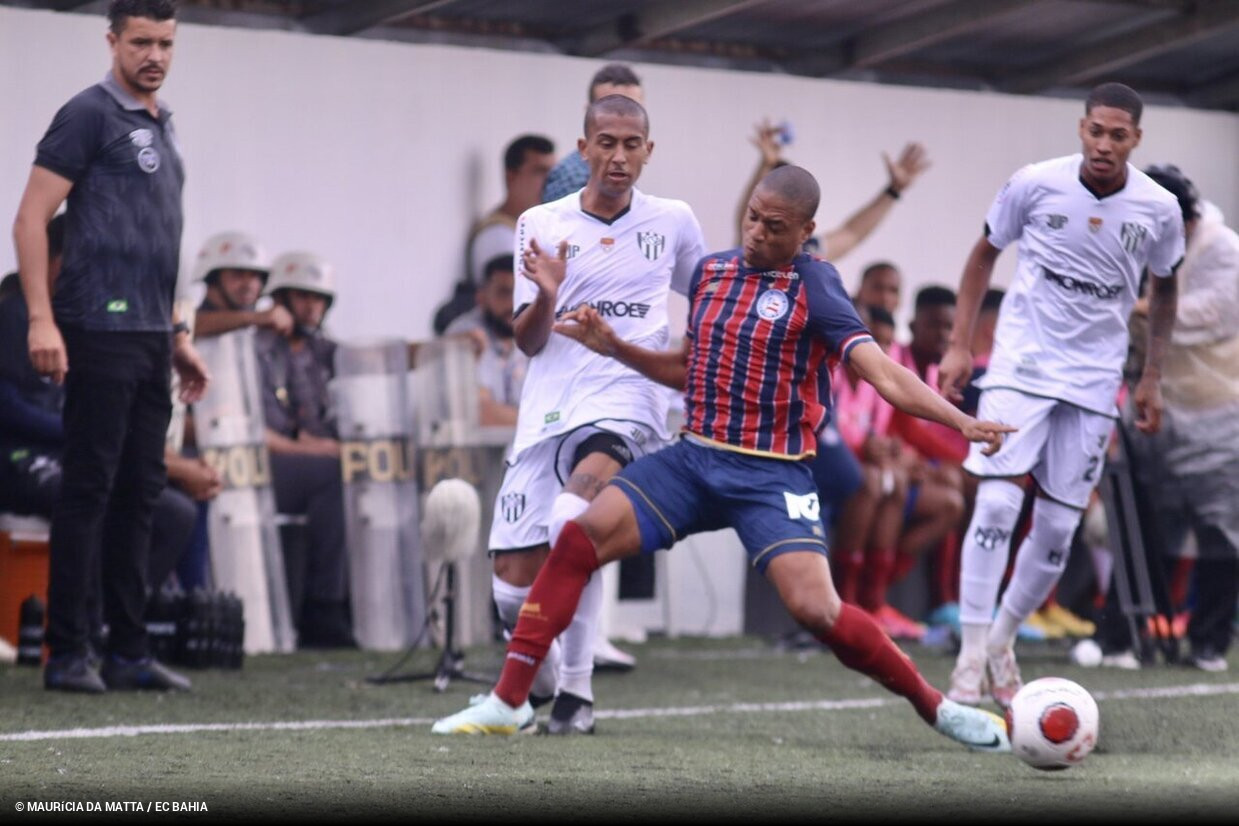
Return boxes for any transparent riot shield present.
[332,339,425,651]
[195,329,295,653]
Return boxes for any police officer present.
[256,252,354,648]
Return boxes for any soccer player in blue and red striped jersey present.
[433,166,1015,752]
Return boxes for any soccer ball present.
[1006,677,1099,770]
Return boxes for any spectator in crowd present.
[736,121,931,259]
[541,64,643,204]
[1126,164,1238,672]
[444,253,527,426]
[854,261,903,317]
[433,134,555,334]
[13,0,205,693]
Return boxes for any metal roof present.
[10,0,1239,111]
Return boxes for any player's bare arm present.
[513,238,568,356]
[939,236,1001,401]
[1133,270,1178,434]
[13,165,74,383]
[821,142,931,260]
[554,305,690,390]
[848,339,1014,455]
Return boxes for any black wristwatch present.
[172,320,191,338]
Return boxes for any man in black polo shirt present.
[12,0,207,693]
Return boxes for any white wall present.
[4,5,1237,342]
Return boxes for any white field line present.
[3,682,1237,743]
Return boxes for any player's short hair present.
[481,254,513,283]
[589,63,641,102]
[584,94,649,138]
[914,285,956,312]
[503,134,554,173]
[1085,82,1143,125]
[108,0,176,34]
[1144,164,1199,224]
[756,165,820,222]
[980,287,1006,314]
[866,304,896,328]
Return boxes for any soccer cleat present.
[1022,611,1066,640]
[946,656,988,706]
[547,691,596,735]
[1191,647,1228,673]
[1039,602,1096,638]
[986,646,1023,709]
[1100,649,1141,670]
[432,692,534,735]
[933,698,1011,753]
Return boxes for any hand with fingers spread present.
[554,304,619,357]
[521,238,569,296]
[750,118,784,168]
[884,141,931,196]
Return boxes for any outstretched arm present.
[938,235,1001,401]
[847,339,1013,455]
[554,306,690,390]
[816,142,930,260]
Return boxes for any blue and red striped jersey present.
[683,250,872,459]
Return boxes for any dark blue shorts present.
[808,423,864,526]
[610,437,829,574]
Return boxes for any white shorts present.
[964,388,1116,509]
[488,419,664,552]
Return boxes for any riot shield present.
[194,329,295,653]
[332,339,425,650]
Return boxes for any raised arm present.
[554,305,690,390]
[938,235,1001,401]
[816,143,930,260]
[847,339,1013,455]
[735,120,785,245]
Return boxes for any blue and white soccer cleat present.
[431,692,534,735]
[933,698,1012,753]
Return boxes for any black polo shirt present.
[35,72,185,332]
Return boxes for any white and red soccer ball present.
[1006,677,1100,770]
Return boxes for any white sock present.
[960,623,990,663]
[548,492,596,702]
[559,570,602,702]
[989,497,1082,651]
[958,480,1026,626]
[492,574,559,701]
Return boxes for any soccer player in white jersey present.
[488,94,705,733]
[938,82,1183,707]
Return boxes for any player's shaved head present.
[584,94,649,137]
[756,165,820,221]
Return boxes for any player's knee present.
[492,547,549,586]
[784,586,841,635]
[1029,496,1081,570]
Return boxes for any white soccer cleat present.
[934,698,1012,753]
[986,646,1023,709]
[431,692,534,735]
[946,656,988,706]
[593,638,637,672]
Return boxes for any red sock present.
[859,548,895,613]
[834,550,865,604]
[892,551,918,583]
[493,521,600,708]
[818,603,942,724]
